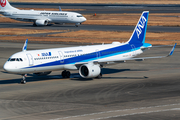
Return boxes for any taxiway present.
[0,42,180,120]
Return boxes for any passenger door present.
[58,51,64,63]
[26,53,34,66]
[131,44,136,56]
[96,49,101,59]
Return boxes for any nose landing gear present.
[21,74,27,84]
[75,23,80,27]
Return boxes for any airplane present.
[3,11,176,84]
[0,0,86,27]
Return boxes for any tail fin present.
[127,11,149,44]
[0,0,18,10]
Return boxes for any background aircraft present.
[3,11,176,84]
[0,0,86,27]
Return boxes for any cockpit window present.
[10,58,16,61]
[77,15,83,17]
[19,58,23,61]
[8,58,23,62]
[16,58,20,61]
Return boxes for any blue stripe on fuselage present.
[23,43,143,69]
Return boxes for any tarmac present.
[0,2,180,120]
[0,42,180,120]
[0,23,180,33]
[11,2,180,14]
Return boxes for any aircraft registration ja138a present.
[0,0,86,27]
[3,11,176,84]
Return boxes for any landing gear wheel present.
[66,71,71,78]
[21,80,26,84]
[62,70,67,78]
[61,70,71,78]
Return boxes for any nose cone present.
[3,62,10,72]
[3,62,15,73]
[82,17,87,22]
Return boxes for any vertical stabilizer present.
[127,11,149,44]
[0,0,18,10]
[59,6,62,11]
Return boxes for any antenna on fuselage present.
[22,39,28,51]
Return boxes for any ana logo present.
[0,0,6,7]
[42,52,52,56]
[135,15,147,38]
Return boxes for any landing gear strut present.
[21,74,27,84]
[75,23,80,27]
[33,22,37,26]
[61,70,71,78]
[95,73,102,79]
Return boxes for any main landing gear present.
[61,70,71,78]
[21,74,27,84]
[33,22,37,26]
[95,73,102,79]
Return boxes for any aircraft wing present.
[0,14,51,22]
[101,43,176,62]
[14,16,51,21]
[100,43,176,63]
[75,43,176,67]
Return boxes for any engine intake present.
[35,19,48,26]
[79,64,101,78]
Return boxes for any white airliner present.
[0,0,86,26]
[3,11,176,84]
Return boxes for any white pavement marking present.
[91,108,180,120]
[50,103,180,120]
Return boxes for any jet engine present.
[33,71,52,76]
[35,19,48,26]
[79,64,101,78]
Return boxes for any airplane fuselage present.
[0,0,86,26]
[3,11,176,83]
[2,10,86,24]
[3,42,144,74]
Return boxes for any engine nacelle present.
[35,19,48,26]
[33,71,51,76]
[79,64,101,78]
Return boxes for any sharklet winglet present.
[22,39,28,51]
[168,43,177,56]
